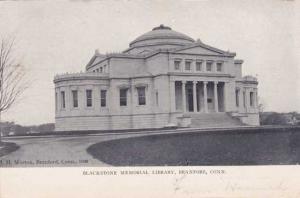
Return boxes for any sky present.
[0,0,299,126]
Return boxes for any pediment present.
[92,56,105,65]
[173,43,235,56]
[86,55,106,68]
[176,46,222,55]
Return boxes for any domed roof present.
[129,25,195,48]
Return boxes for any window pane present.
[217,63,222,72]
[196,62,202,71]
[235,90,239,107]
[243,92,246,107]
[86,90,92,107]
[185,61,191,70]
[174,61,180,70]
[120,89,127,106]
[137,87,146,105]
[72,90,78,108]
[101,90,107,107]
[156,91,159,106]
[250,92,254,107]
[61,91,65,109]
[206,62,212,71]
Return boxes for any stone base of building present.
[55,112,259,131]
[55,113,170,131]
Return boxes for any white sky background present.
[0,0,299,126]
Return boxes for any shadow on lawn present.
[87,127,300,166]
[0,142,20,158]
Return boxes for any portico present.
[174,80,225,114]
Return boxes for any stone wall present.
[55,113,170,131]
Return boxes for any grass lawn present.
[87,127,300,166]
[0,142,20,157]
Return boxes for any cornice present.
[54,73,109,83]
[168,72,234,78]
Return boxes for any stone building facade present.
[54,25,259,131]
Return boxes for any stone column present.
[244,88,248,113]
[198,83,202,112]
[130,79,134,128]
[193,81,197,112]
[214,81,219,112]
[191,60,196,72]
[254,90,258,109]
[170,80,176,112]
[55,89,58,112]
[223,82,227,112]
[182,81,186,113]
[203,81,208,113]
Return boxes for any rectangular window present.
[55,92,58,110]
[137,87,146,105]
[243,91,246,108]
[86,89,92,107]
[206,62,212,71]
[72,90,78,108]
[100,90,107,107]
[235,89,239,107]
[185,61,191,71]
[99,67,103,73]
[217,62,223,72]
[120,89,127,106]
[103,65,107,73]
[196,61,202,71]
[174,60,181,70]
[61,91,65,109]
[156,91,159,106]
[250,92,254,107]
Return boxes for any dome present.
[129,25,195,48]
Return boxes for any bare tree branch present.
[0,36,28,117]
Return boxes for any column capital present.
[182,80,187,84]
[193,80,198,84]
[214,81,219,85]
[203,81,208,85]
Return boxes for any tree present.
[0,37,28,141]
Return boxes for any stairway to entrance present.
[189,113,245,128]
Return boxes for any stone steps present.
[189,113,244,128]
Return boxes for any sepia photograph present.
[0,0,299,197]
